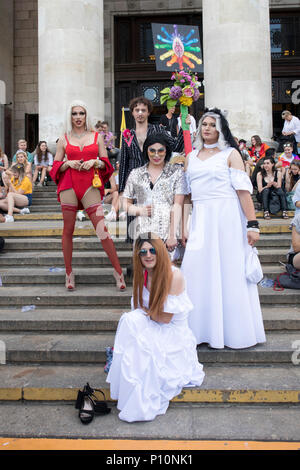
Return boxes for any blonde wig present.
[64,100,94,134]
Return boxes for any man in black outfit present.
[159,105,178,138]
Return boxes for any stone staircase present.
[0,182,300,442]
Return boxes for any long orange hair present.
[132,233,173,319]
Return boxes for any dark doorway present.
[25,113,39,153]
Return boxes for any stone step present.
[0,248,288,268]
[0,402,300,443]
[31,198,59,205]
[0,221,291,238]
[0,250,132,267]
[0,285,299,308]
[0,331,299,365]
[32,187,56,193]
[0,265,285,286]
[0,285,131,307]
[256,234,291,248]
[0,306,299,332]
[257,248,288,263]
[256,210,294,219]
[1,234,292,250]
[1,364,300,405]
[0,266,129,285]
[3,237,131,251]
[0,220,126,237]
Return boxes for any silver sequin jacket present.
[123,162,188,241]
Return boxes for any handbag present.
[269,189,281,214]
[273,263,300,290]
[245,245,263,283]
[92,168,102,188]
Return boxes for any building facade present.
[1,0,300,157]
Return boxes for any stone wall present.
[13,0,38,146]
[0,0,14,154]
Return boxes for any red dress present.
[50,132,114,209]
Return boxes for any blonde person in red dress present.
[50,100,126,291]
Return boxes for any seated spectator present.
[256,155,288,220]
[94,120,104,132]
[33,141,53,186]
[276,142,300,178]
[100,121,120,166]
[285,160,300,193]
[251,148,276,190]
[15,150,32,180]
[249,135,270,162]
[238,139,253,177]
[170,153,186,168]
[159,106,178,138]
[287,183,300,269]
[12,139,34,164]
[108,161,126,221]
[277,110,300,155]
[104,173,120,222]
[0,163,32,222]
[0,147,9,190]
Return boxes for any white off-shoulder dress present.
[106,267,205,423]
[181,147,266,349]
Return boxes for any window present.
[270,16,300,59]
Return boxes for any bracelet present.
[247,227,260,233]
[247,220,259,228]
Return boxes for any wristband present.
[247,227,260,233]
[247,220,259,228]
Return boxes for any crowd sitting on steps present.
[0,138,54,223]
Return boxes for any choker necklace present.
[204,143,219,148]
[204,143,219,153]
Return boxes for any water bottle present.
[21,305,36,312]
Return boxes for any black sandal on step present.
[75,382,111,425]
[282,211,289,219]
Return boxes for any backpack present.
[269,189,281,214]
[273,263,300,290]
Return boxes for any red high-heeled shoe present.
[113,269,126,291]
[65,271,75,290]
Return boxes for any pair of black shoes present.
[75,383,111,425]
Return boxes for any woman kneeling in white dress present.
[106,233,205,423]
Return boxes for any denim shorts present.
[26,193,32,206]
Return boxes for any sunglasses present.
[72,111,86,116]
[148,147,166,156]
[139,247,156,257]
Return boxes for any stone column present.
[202,0,273,142]
[38,0,104,150]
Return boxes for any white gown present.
[106,267,205,423]
[181,147,266,349]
